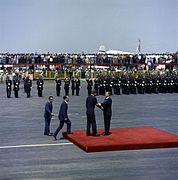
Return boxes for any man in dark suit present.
[44,96,54,136]
[100,92,112,136]
[53,95,71,140]
[86,90,100,136]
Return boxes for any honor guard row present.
[6,75,44,98]
[6,76,20,98]
[86,75,178,95]
[55,77,81,96]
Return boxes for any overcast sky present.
[0,0,177,54]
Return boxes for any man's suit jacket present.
[58,101,68,121]
[101,97,112,116]
[86,95,97,115]
[44,101,53,118]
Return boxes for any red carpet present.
[63,127,178,152]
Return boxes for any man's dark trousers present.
[44,116,51,135]
[86,113,97,136]
[54,119,71,136]
[104,114,111,134]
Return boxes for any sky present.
[0,0,177,54]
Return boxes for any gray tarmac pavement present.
[0,80,178,179]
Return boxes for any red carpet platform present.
[63,127,178,152]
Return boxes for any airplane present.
[98,45,134,55]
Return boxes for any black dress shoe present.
[93,133,100,136]
[67,132,73,134]
[48,133,53,136]
[102,132,112,136]
[52,135,57,140]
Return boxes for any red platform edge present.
[63,127,178,153]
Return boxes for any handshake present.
[96,103,104,110]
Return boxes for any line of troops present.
[5,75,81,98]
[5,75,44,98]
[5,73,178,98]
[55,77,81,96]
[86,74,178,95]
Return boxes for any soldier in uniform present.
[99,77,106,95]
[71,77,75,95]
[23,75,27,93]
[55,77,61,96]
[160,76,166,93]
[6,76,12,98]
[37,76,44,97]
[87,78,93,96]
[121,75,130,95]
[13,76,20,98]
[113,76,121,95]
[137,75,145,94]
[145,75,152,94]
[64,77,70,96]
[173,75,178,93]
[129,75,137,94]
[94,78,99,95]
[105,77,112,95]
[26,76,32,98]
[75,77,80,96]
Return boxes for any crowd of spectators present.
[0,52,178,65]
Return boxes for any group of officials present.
[44,90,112,140]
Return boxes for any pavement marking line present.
[0,142,73,149]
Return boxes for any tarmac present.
[0,80,178,180]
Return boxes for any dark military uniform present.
[55,78,61,96]
[129,77,137,94]
[64,78,70,96]
[13,78,20,98]
[105,78,112,94]
[75,78,80,96]
[87,78,93,96]
[145,77,152,94]
[26,77,32,98]
[99,79,105,95]
[37,78,44,97]
[121,77,130,95]
[6,78,12,98]
[94,78,99,95]
[137,76,145,94]
[71,77,75,95]
[113,77,121,95]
